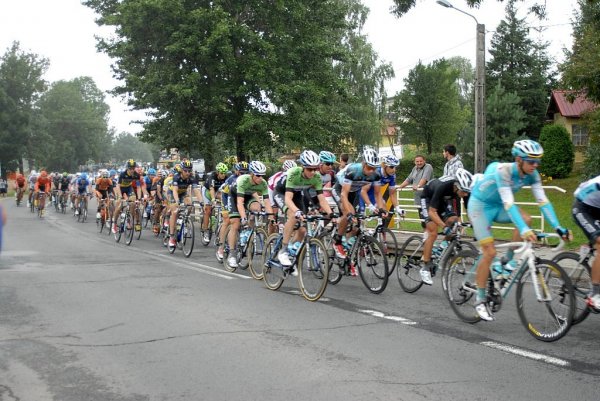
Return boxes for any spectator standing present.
[442,144,464,178]
[336,153,349,173]
[397,155,433,204]
[0,177,7,197]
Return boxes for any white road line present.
[358,309,418,325]
[481,341,570,367]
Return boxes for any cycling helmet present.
[249,161,267,176]
[282,160,297,171]
[102,170,109,178]
[216,162,228,174]
[238,161,249,172]
[148,168,156,176]
[160,169,168,178]
[31,170,37,176]
[363,148,379,167]
[109,169,117,177]
[382,154,400,167]
[181,160,193,170]
[174,164,183,173]
[319,151,336,164]
[299,150,320,167]
[62,172,68,177]
[454,168,474,192]
[511,140,543,160]
[126,159,136,168]
[81,173,88,180]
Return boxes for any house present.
[546,90,598,162]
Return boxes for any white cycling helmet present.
[511,139,543,160]
[363,148,379,167]
[299,150,320,167]
[454,168,474,192]
[249,161,267,176]
[382,154,400,167]
[282,160,297,171]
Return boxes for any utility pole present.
[475,23,486,173]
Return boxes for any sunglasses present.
[523,159,541,166]
[182,168,192,173]
[305,168,318,172]
[323,162,333,166]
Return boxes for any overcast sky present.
[0,0,578,134]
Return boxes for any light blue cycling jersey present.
[469,162,560,237]
[574,175,600,208]
[334,163,381,193]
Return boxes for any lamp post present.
[436,0,486,173]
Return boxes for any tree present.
[538,124,574,178]
[0,41,48,172]
[486,0,555,138]
[561,0,600,103]
[393,59,465,154]
[35,77,111,171]
[111,133,154,164]
[390,0,548,18]
[486,82,526,162]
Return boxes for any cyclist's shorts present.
[467,197,512,244]
[418,197,456,227]
[273,190,311,214]
[331,186,359,213]
[228,194,258,218]
[572,199,600,243]
[167,191,188,205]
[120,186,133,198]
[201,187,213,204]
[97,189,109,200]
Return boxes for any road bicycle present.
[444,233,575,342]
[397,222,478,293]
[97,197,115,234]
[76,194,88,223]
[552,245,599,325]
[263,214,331,301]
[224,210,269,280]
[167,203,195,257]
[114,199,137,245]
[15,187,24,206]
[361,211,402,276]
[200,201,223,247]
[321,213,389,294]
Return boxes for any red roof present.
[548,90,597,118]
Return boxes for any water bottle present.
[432,241,442,257]
[347,236,356,249]
[288,241,302,256]
[240,229,251,246]
[120,211,126,224]
[491,257,504,280]
[176,217,183,231]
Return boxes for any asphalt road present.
[0,197,598,401]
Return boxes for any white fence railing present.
[394,185,566,234]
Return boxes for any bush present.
[538,124,574,179]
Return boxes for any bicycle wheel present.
[318,231,342,285]
[181,217,195,258]
[396,235,425,293]
[376,227,399,276]
[439,240,478,291]
[262,234,285,290]
[77,200,83,222]
[248,228,267,280]
[124,212,135,246]
[297,238,329,301]
[114,214,123,243]
[552,251,592,325]
[444,249,481,324]
[222,227,237,272]
[516,259,575,342]
[356,235,389,294]
[134,208,142,240]
[99,208,106,233]
[82,204,88,223]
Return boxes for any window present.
[572,124,589,146]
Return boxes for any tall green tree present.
[36,77,111,171]
[486,82,526,162]
[0,41,49,172]
[486,0,555,138]
[111,133,154,164]
[390,0,548,18]
[393,59,465,154]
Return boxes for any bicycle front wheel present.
[356,235,389,294]
[181,217,195,258]
[124,212,135,246]
[376,227,399,276]
[444,249,481,324]
[297,238,329,301]
[397,235,425,293]
[552,251,592,325]
[263,234,284,290]
[516,259,575,342]
[248,228,267,280]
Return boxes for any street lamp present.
[437,0,486,173]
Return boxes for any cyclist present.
[267,159,297,235]
[226,161,273,268]
[34,170,52,214]
[95,170,114,220]
[417,168,473,285]
[150,170,167,233]
[274,150,336,272]
[359,154,402,216]
[167,160,202,251]
[112,160,143,234]
[331,148,387,260]
[74,173,91,216]
[572,175,600,311]
[27,170,38,208]
[51,172,61,205]
[15,173,26,205]
[57,172,71,208]
[201,162,229,243]
[215,162,248,262]
[468,140,571,321]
